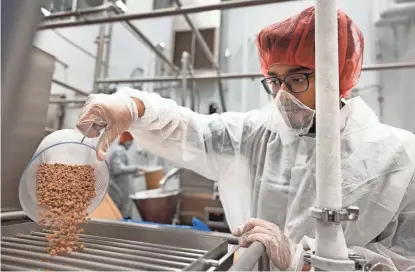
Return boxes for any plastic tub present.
[19,129,109,222]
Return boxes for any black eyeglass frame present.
[261,72,315,95]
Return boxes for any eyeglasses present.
[261,72,315,95]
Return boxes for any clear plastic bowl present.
[19,129,110,222]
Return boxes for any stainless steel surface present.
[1,221,233,271]
[160,168,182,189]
[89,218,238,244]
[37,0,296,29]
[2,241,185,270]
[1,46,55,212]
[130,189,182,224]
[97,61,415,85]
[216,245,240,271]
[52,78,89,96]
[184,241,229,271]
[258,252,271,271]
[49,98,89,104]
[1,263,32,271]
[1,211,28,221]
[2,0,50,211]
[229,241,266,271]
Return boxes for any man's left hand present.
[232,218,304,271]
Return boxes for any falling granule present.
[36,163,96,255]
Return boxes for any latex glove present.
[232,218,305,271]
[76,93,141,160]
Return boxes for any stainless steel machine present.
[1,1,268,270]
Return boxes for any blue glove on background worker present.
[77,6,415,271]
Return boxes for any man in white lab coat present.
[77,6,415,271]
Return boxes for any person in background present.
[107,131,142,219]
[77,6,415,271]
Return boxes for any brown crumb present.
[37,163,95,256]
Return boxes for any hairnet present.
[256,6,364,97]
[119,131,134,144]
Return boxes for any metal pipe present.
[37,0,296,29]
[93,23,107,93]
[49,98,88,104]
[216,75,227,111]
[1,263,31,271]
[2,239,187,268]
[33,231,206,254]
[258,252,271,271]
[1,254,81,271]
[5,236,196,264]
[1,247,135,271]
[1,241,179,271]
[0,211,28,221]
[190,33,197,111]
[52,79,89,96]
[97,61,415,84]
[103,23,113,78]
[17,233,202,259]
[362,62,415,71]
[41,3,113,20]
[181,52,190,106]
[52,30,96,59]
[314,0,348,263]
[89,218,239,244]
[54,57,69,69]
[228,241,265,271]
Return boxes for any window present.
[153,0,174,10]
[77,0,105,9]
[45,0,73,12]
[173,28,216,70]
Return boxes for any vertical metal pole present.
[190,34,197,111]
[181,51,190,107]
[93,24,106,93]
[103,23,113,78]
[315,0,349,262]
[258,252,270,271]
[92,0,108,94]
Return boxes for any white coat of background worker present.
[107,131,143,219]
[77,6,415,271]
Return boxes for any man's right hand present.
[76,93,144,161]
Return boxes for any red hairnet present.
[256,6,364,97]
[119,131,134,144]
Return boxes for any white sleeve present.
[116,87,261,182]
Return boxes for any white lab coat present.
[119,87,415,270]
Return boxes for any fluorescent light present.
[115,0,128,12]
[41,7,51,16]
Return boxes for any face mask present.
[123,141,133,150]
[273,90,315,135]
